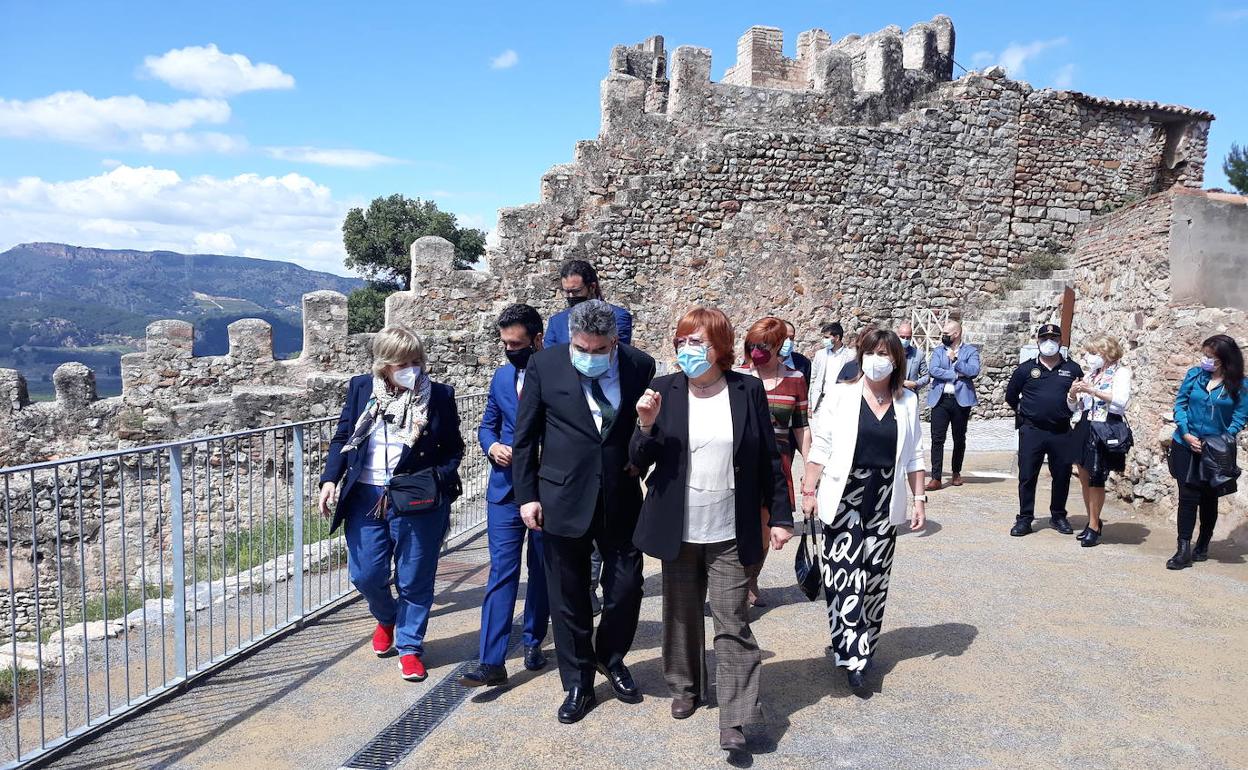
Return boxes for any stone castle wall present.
[1067,188,1248,543]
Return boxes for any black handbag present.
[794,528,823,602]
[386,468,441,515]
[1090,418,1133,455]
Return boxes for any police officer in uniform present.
[1005,324,1083,537]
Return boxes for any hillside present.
[0,242,363,398]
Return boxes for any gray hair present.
[569,299,619,341]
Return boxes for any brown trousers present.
[662,540,764,728]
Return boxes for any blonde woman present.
[318,326,464,682]
[1067,335,1132,547]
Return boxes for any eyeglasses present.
[746,343,773,352]
[673,336,707,348]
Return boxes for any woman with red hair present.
[733,316,810,606]
[631,306,792,753]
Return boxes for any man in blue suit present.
[926,319,981,491]
[459,304,551,687]
[544,259,633,347]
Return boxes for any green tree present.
[341,195,487,333]
[1225,143,1248,195]
[346,281,400,335]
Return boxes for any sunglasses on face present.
[746,343,773,352]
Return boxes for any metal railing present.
[0,391,488,768]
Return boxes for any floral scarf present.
[342,371,433,456]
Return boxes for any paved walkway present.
[48,451,1248,769]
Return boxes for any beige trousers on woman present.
[662,540,765,729]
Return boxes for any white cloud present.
[0,165,355,274]
[999,38,1067,78]
[265,146,403,168]
[490,49,519,69]
[1052,63,1076,90]
[139,131,248,154]
[192,232,238,253]
[0,91,230,150]
[142,44,295,97]
[974,38,1068,79]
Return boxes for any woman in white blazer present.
[800,328,927,691]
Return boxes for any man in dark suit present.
[513,299,656,724]
[460,304,550,688]
[781,320,812,386]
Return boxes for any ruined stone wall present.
[490,17,1212,395]
[1067,189,1248,544]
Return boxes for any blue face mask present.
[823,338,835,350]
[572,347,612,379]
[779,339,794,358]
[677,344,713,378]
[1200,356,1217,372]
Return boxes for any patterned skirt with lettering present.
[821,465,897,673]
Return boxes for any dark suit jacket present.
[789,351,812,387]
[321,374,465,533]
[478,362,522,504]
[629,370,794,566]
[512,343,656,540]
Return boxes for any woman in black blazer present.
[317,326,464,683]
[630,307,793,754]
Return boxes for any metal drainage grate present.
[340,622,522,769]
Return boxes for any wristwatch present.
[912,494,928,502]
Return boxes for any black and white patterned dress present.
[821,399,898,672]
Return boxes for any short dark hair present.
[822,322,844,337]
[497,303,543,340]
[559,260,600,294]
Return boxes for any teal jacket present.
[1172,366,1248,443]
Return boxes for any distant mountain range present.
[0,242,363,398]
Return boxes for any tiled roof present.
[1066,91,1215,121]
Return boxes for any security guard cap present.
[1036,323,1061,338]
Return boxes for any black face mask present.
[506,347,535,370]
[941,334,954,347]
[566,295,589,308]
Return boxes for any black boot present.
[1193,534,1212,562]
[1166,538,1193,570]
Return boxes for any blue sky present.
[1,0,1245,276]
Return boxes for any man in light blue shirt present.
[926,319,981,491]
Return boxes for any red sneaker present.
[400,654,427,681]
[372,623,396,657]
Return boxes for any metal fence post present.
[292,426,305,623]
[169,446,188,681]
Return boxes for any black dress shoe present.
[1050,516,1074,535]
[597,663,642,703]
[1010,519,1033,537]
[845,669,867,691]
[1080,526,1101,548]
[557,686,596,724]
[523,645,547,671]
[459,662,508,687]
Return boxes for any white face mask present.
[862,354,895,382]
[1038,340,1060,357]
[392,365,421,390]
[1084,353,1104,371]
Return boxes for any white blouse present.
[362,420,405,485]
[1071,364,1132,423]
[684,387,736,544]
